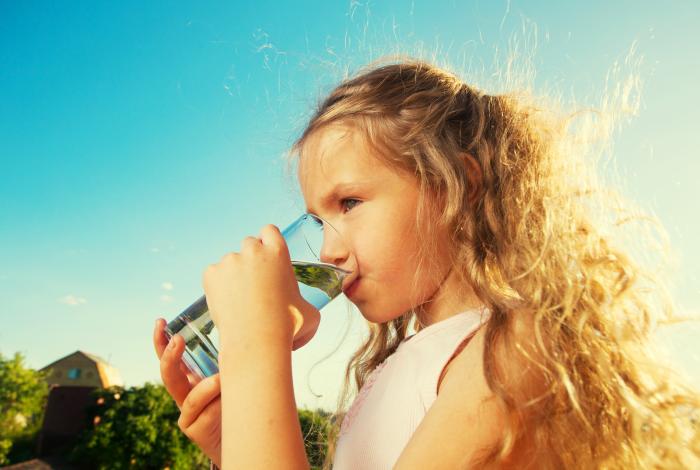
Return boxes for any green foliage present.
[71,383,208,470]
[0,352,49,465]
[298,408,332,469]
[0,352,355,468]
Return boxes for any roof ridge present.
[40,350,112,370]
[78,350,111,365]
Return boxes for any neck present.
[417,268,483,328]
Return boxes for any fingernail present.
[167,339,175,350]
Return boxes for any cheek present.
[356,223,418,276]
[364,234,428,298]
[382,226,450,303]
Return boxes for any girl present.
[154,57,700,468]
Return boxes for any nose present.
[319,225,351,269]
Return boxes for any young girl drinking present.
[154,58,700,468]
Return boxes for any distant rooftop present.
[41,350,113,370]
[40,350,123,388]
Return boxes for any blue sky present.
[1,0,699,411]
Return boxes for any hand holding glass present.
[165,214,352,379]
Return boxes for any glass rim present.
[283,212,344,237]
[283,213,353,275]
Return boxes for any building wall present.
[42,352,105,388]
[36,351,124,457]
[38,385,95,457]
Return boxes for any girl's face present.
[298,125,459,324]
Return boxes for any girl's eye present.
[341,198,361,212]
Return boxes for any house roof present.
[78,350,110,365]
[39,350,124,388]
[40,350,113,371]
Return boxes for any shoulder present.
[394,313,545,469]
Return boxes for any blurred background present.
[2,0,699,418]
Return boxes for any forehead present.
[297,125,383,191]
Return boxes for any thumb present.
[291,301,321,350]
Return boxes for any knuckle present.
[220,252,237,263]
[243,236,261,248]
[263,224,281,239]
[273,238,288,255]
[202,265,216,286]
[181,394,193,411]
[177,415,188,433]
[204,264,216,276]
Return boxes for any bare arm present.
[218,338,310,470]
[203,225,318,469]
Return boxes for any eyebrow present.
[305,182,369,214]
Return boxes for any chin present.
[356,304,407,325]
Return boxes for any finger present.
[292,328,316,351]
[292,334,307,351]
[240,236,262,252]
[153,318,169,360]
[260,224,289,257]
[159,334,193,408]
[259,224,282,244]
[179,362,202,387]
[178,374,222,429]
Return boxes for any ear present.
[461,152,483,206]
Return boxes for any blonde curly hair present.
[288,56,700,469]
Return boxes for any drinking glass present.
[165,213,352,379]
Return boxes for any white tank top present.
[333,307,490,470]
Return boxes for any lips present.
[343,276,360,298]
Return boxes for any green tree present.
[0,352,49,465]
[298,408,332,469]
[72,382,334,469]
[71,383,208,470]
